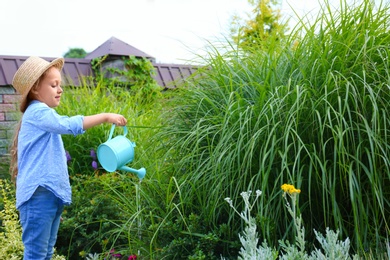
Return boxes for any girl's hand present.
[83,113,128,130]
[108,113,127,126]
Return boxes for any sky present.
[0,0,356,64]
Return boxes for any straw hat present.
[12,56,64,112]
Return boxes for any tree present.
[63,48,87,58]
[232,0,288,51]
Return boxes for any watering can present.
[97,124,146,179]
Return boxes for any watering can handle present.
[107,124,128,141]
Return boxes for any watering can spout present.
[120,166,146,179]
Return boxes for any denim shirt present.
[16,100,85,209]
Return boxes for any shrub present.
[56,172,136,259]
[55,56,165,258]
[0,179,65,259]
[57,55,162,176]
[0,179,24,258]
[149,0,390,256]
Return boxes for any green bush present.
[56,172,138,259]
[57,56,162,176]
[146,0,390,257]
[56,83,142,175]
[55,57,166,258]
[0,156,10,180]
[0,179,66,259]
[0,179,23,258]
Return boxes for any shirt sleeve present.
[24,101,85,136]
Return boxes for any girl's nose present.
[58,86,63,93]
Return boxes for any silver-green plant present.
[279,184,307,259]
[85,252,100,260]
[224,190,278,260]
[224,185,362,260]
[308,228,357,260]
[278,184,358,260]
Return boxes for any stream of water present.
[136,180,142,257]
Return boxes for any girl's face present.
[33,66,63,108]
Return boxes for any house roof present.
[154,63,198,89]
[0,37,199,89]
[0,55,93,86]
[85,36,155,61]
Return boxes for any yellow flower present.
[281,183,301,195]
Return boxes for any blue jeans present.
[19,186,64,260]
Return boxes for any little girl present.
[9,56,127,259]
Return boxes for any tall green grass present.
[149,0,390,256]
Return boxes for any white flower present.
[224,197,233,207]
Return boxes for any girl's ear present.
[29,88,39,99]
[30,85,40,95]
[30,89,38,96]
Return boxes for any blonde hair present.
[9,73,47,183]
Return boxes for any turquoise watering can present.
[97,124,146,179]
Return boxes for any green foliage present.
[56,78,156,175]
[56,173,137,259]
[232,0,288,51]
[55,60,165,258]
[0,179,65,259]
[0,156,10,180]
[63,48,87,58]
[98,173,236,259]
[91,55,163,108]
[153,0,390,256]
[149,212,223,259]
[0,179,23,259]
